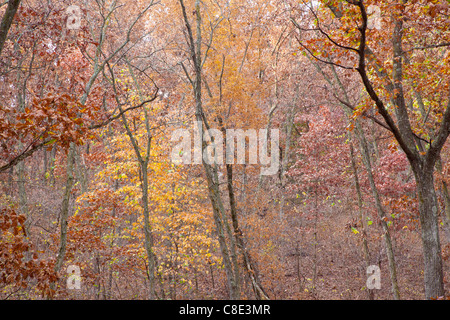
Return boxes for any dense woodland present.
[0,0,450,300]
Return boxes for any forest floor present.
[255,202,450,300]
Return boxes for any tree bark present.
[441,179,450,243]
[0,0,22,56]
[178,0,241,299]
[140,162,157,299]
[278,100,297,220]
[414,168,445,298]
[350,143,374,300]
[53,144,75,282]
[17,158,29,233]
[226,163,269,299]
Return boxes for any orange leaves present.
[73,101,221,290]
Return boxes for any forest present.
[0,0,449,301]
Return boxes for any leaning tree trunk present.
[177,0,241,299]
[349,142,373,300]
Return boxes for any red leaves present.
[0,208,57,297]
[287,106,350,197]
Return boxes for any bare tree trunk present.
[48,145,57,186]
[202,158,240,298]
[140,162,157,299]
[43,148,48,184]
[311,184,318,296]
[441,180,450,243]
[278,102,297,220]
[354,122,400,300]
[74,147,88,193]
[226,163,269,299]
[53,144,75,285]
[350,143,373,300]
[178,0,241,299]
[7,166,14,195]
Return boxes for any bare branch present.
[0,138,51,173]
[403,42,450,53]
[88,96,158,130]
[293,31,355,70]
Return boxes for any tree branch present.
[88,95,158,130]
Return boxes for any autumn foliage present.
[1,0,449,300]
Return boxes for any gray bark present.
[350,143,374,300]
[54,144,75,275]
[0,0,21,56]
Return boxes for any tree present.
[292,0,449,298]
[176,0,272,299]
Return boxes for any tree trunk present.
[49,145,57,186]
[0,0,22,56]
[202,159,240,299]
[178,0,241,299]
[52,143,75,293]
[436,157,450,243]
[414,168,445,299]
[350,143,374,300]
[140,162,157,299]
[226,163,268,299]
[17,159,29,233]
[123,57,160,300]
[355,127,400,300]
[74,146,88,193]
[278,103,296,220]
[441,180,450,243]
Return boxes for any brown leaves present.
[428,2,450,18]
[0,207,57,297]
[18,94,87,147]
[0,92,100,169]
